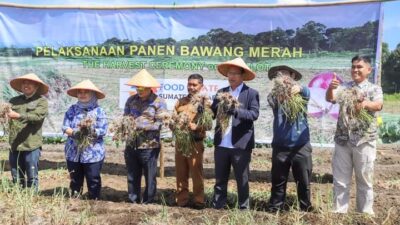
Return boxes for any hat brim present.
[268,65,302,81]
[67,88,105,99]
[125,82,160,88]
[217,63,256,81]
[10,78,49,95]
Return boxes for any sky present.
[0,0,399,50]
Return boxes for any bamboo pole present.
[0,0,396,10]
[159,141,164,178]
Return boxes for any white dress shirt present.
[219,82,244,149]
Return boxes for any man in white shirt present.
[211,58,260,210]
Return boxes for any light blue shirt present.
[219,82,244,149]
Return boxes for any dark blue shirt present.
[268,86,310,148]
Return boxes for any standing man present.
[211,57,260,210]
[266,66,313,212]
[8,73,49,190]
[326,55,383,215]
[124,69,167,204]
[172,74,212,209]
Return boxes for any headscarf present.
[77,91,98,110]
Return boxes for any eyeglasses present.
[136,87,149,92]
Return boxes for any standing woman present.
[62,80,108,200]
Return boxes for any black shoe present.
[302,206,321,213]
[266,207,279,213]
[177,203,189,208]
[193,204,206,210]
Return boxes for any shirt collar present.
[229,82,244,93]
[352,79,369,89]
[23,92,37,100]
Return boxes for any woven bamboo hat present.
[217,57,256,81]
[67,79,105,99]
[126,69,160,88]
[268,65,302,81]
[10,73,49,95]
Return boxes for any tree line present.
[102,20,379,53]
[381,43,400,94]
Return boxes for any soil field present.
[0,142,399,224]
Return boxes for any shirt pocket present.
[26,101,38,111]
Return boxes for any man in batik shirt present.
[124,69,167,204]
[326,55,383,215]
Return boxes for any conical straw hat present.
[217,57,256,81]
[67,79,105,99]
[10,73,49,95]
[126,69,160,88]
[268,65,302,81]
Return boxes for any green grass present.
[0,164,95,225]
[384,93,400,101]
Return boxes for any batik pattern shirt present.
[334,80,383,146]
[124,93,167,149]
[62,104,108,163]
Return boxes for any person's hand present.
[291,85,302,95]
[227,105,236,116]
[73,130,82,138]
[65,128,74,137]
[135,123,146,131]
[355,100,369,113]
[7,110,20,120]
[189,122,197,131]
[328,73,340,90]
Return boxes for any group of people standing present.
[6,55,382,215]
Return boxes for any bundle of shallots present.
[171,111,195,157]
[190,94,213,131]
[0,102,12,133]
[75,117,96,152]
[109,115,139,147]
[270,75,307,122]
[336,87,373,130]
[216,92,240,135]
[157,111,173,128]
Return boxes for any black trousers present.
[213,146,252,209]
[124,148,160,204]
[67,160,103,200]
[268,142,313,211]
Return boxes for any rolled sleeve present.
[300,86,310,101]
[61,107,74,133]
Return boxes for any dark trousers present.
[268,142,313,211]
[124,148,160,204]
[9,148,41,190]
[213,146,252,209]
[66,160,103,200]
